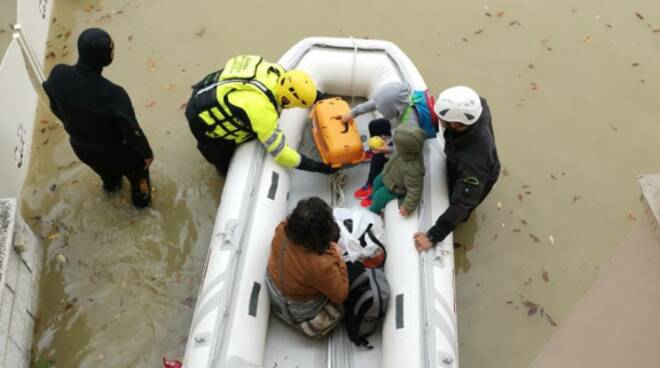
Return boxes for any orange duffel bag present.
[311,98,364,168]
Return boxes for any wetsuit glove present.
[297,154,337,174]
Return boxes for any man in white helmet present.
[414,86,501,251]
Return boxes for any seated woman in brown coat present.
[266,197,349,338]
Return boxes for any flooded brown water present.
[18,0,660,367]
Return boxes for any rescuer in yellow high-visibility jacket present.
[185,55,334,176]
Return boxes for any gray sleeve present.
[350,100,377,118]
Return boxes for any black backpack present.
[343,261,391,348]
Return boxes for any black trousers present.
[88,164,151,208]
[185,100,239,176]
[71,142,151,208]
[366,118,392,186]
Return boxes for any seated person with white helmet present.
[414,86,501,251]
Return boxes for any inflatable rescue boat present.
[183,37,458,368]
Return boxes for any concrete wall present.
[0,199,42,368]
[531,175,660,368]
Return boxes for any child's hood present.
[393,126,426,158]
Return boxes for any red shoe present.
[354,184,372,199]
[360,196,373,207]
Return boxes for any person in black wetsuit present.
[414,86,501,251]
[42,28,154,208]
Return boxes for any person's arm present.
[311,245,349,304]
[426,174,486,244]
[232,91,301,167]
[115,89,154,163]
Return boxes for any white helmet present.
[434,86,482,125]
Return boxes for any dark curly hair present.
[285,197,339,253]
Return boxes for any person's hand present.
[399,207,410,217]
[371,146,392,154]
[330,242,342,255]
[333,113,352,124]
[297,154,338,174]
[144,157,154,169]
[414,232,434,252]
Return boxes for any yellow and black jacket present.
[188,55,301,168]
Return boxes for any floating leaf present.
[528,305,538,316]
[522,184,531,189]
[474,29,484,35]
[521,219,528,225]
[513,229,521,233]
[496,11,504,17]
[542,270,549,282]
[528,63,535,69]
[182,296,196,308]
[653,29,660,33]
[485,12,492,17]
[145,101,156,108]
[147,59,156,71]
[529,234,540,243]
[195,27,206,37]
[56,254,67,264]
[605,24,613,29]
[509,20,521,26]
[522,300,539,309]
[635,12,644,20]
[524,278,532,286]
[550,174,557,179]
[631,62,640,67]
[493,234,499,240]
[572,195,582,203]
[128,34,133,42]
[583,36,592,43]
[549,235,555,245]
[545,313,558,326]
[530,82,538,90]
[518,193,523,201]
[506,301,513,304]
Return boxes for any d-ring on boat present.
[183,37,458,368]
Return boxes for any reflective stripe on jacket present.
[191,55,301,167]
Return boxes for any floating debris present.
[530,82,538,90]
[545,313,558,326]
[497,201,502,210]
[529,233,540,243]
[626,213,637,220]
[635,12,644,20]
[195,27,206,37]
[147,58,156,71]
[518,193,524,201]
[542,270,549,282]
[509,20,521,26]
[549,235,555,245]
[583,36,592,43]
[56,254,68,264]
[496,11,504,17]
[145,101,156,108]
[631,62,640,67]
[572,195,582,203]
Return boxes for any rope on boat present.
[329,170,348,207]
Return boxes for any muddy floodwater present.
[16,0,660,367]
